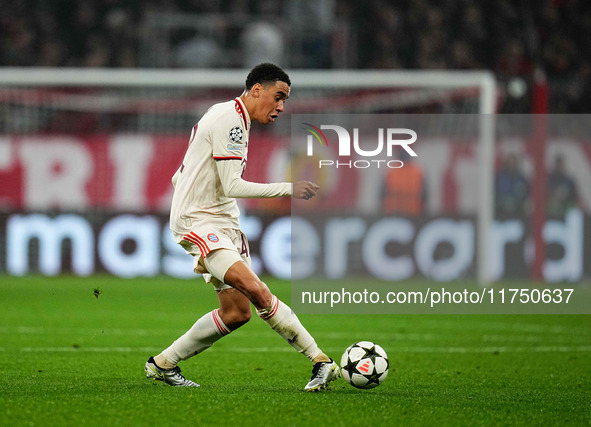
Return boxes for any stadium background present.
[1,0,590,282]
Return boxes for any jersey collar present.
[234,97,251,131]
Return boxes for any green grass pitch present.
[0,276,589,426]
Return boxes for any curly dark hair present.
[245,63,291,90]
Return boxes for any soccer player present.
[145,63,340,392]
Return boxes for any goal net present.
[0,68,496,282]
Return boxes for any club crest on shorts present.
[207,233,219,243]
[229,126,243,143]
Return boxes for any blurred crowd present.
[495,152,580,218]
[1,0,590,111]
[351,0,591,113]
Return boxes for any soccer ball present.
[340,341,389,389]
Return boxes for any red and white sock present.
[256,295,323,362]
[161,309,230,365]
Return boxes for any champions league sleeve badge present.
[229,126,243,143]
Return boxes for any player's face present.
[257,81,290,125]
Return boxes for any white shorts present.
[174,227,251,292]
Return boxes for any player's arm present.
[216,160,319,199]
[215,159,292,198]
[212,118,318,199]
[211,119,291,198]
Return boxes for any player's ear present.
[252,83,265,98]
[251,83,263,98]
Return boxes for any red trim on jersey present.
[214,156,243,160]
[234,98,248,131]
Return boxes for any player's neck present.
[239,92,258,123]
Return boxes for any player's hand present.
[293,181,319,200]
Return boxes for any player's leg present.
[146,249,252,387]
[157,284,237,361]
[222,259,340,391]
[216,286,252,329]
[145,230,253,387]
[155,282,250,361]
[222,259,323,359]
[145,276,251,387]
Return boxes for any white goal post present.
[0,68,497,284]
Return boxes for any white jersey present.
[170,97,292,235]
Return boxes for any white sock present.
[256,295,323,362]
[161,309,231,365]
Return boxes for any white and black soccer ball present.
[340,341,389,389]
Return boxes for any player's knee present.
[220,306,252,330]
[248,280,273,309]
[223,261,272,308]
[226,275,272,309]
